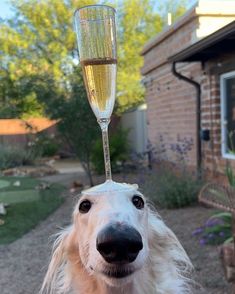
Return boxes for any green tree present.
[0,0,187,182]
[116,0,162,112]
[0,0,167,116]
[0,0,99,184]
[30,68,100,186]
[0,0,187,116]
[0,0,95,117]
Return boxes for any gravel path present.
[0,173,232,294]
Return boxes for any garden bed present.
[162,205,231,293]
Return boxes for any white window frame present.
[220,70,235,159]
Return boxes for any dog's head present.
[41,181,193,294]
[74,181,148,286]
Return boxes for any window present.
[221,70,235,159]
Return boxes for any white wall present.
[121,104,148,154]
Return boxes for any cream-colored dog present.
[41,181,192,294]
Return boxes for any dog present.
[41,181,193,294]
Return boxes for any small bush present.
[33,134,59,157]
[143,168,201,208]
[192,212,232,246]
[0,145,39,170]
[91,127,130,174]
[225,164,235,187]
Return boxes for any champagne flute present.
[74,5,117,182]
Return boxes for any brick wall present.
[201,53,235,176]
[144,62,200,167]
[141,1,235,177]
[142,6,203,168]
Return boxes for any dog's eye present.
[79,200,92,213]
[132,195,144,209]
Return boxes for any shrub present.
[91,127,130,174]
[192,212,232,246]
[22,147,39,165]
[33,134,59,157]
[42,140,58,157]
[225,163,235,187]
[0,145,38,170]
[143,168,202,208]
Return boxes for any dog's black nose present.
[96,224,143,264]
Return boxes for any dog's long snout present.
[96,224,143,264]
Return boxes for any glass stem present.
[98,119,112,181]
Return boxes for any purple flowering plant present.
[170,135,193,163]
[193,212,233,245]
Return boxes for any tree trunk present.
[82,160,94,187]
[87,164,94,187]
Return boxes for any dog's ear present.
[40,226,75,294]
[132,183,139,190]
[147,208,193,293]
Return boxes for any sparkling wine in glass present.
[74,5,117,181]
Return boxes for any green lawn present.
[0,176,65,244]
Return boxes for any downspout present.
[172,61,202,179]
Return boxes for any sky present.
[0,0,13,19]
[1,0,234,20]
[0,0,198,20]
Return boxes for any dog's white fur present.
[41,182,193,294]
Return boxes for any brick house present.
[141,0,235,178]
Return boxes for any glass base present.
[82,180,139,195]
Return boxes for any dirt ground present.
[162,206,231,294]
[0,172,232,294]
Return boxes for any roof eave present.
[168,20,235,63]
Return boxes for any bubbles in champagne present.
[81,58,117,120]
